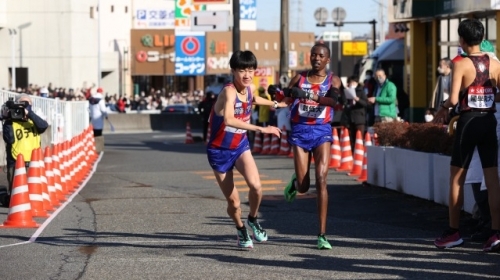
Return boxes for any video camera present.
[2,97,28,121]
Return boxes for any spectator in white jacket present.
[89,87,108,136]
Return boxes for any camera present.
[2,97,28,120]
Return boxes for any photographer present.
[1,95,48,207]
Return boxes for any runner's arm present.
[221,87,267,132]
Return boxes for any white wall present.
[0,0,132,95]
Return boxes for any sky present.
[256,0,387,37]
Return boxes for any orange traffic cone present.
[336,128,353,172]
[252,130,262,153]
[28,148,49,218]
[329,128,341,168]
[269,134,280,155]
[53,143,67,202]
[348,130,364,177]
[260,134,271,155]
[38,148,54,212]
[278,126,290,155]
[44,146,60,207]
[2,154,39,228]
[357,133,373,182]
[185,122,194,144]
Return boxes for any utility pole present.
[97,0,102,87]
[232,0,240,52]
[279,0,290,86]
[378,1,385,44]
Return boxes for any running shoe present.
[317,234,332,250]
[245,219,268,242]
[483,232,500,252]
[284,173,297,203]
[237,228,253,248]
[434,230,464,249]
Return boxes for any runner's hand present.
[290,87,309,99]
[433,107,449,124]
[261,126,282,138]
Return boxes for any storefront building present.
[130,29,315,95]
[389,0,498,122]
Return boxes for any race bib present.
[224,118,249,134]
[298,101,326,118]
[468,86,495,109]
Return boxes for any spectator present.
[340,76,369,150]
[430,58,453,110]
[367,69,398,123]
[89,88,108,136]
[198,91,216,142]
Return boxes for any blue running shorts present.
[207,140,250,173]
[288,123,333,152]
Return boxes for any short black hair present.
[366,70,373,75]
[458,19,484,46]
[229,50,257,70]
[311,43,330,57]
[347,76,359,84]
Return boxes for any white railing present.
[0,90,89,143]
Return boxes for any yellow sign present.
[342,41,368,56]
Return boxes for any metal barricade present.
[0,90,89,143]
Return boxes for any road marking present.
[237,187,277,192]
[152,134,185,139]
[0,152,103,249]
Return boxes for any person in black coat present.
[340,76,369,151]
[198,91,216,142]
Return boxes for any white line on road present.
[152,134,185,139]
[0,152,103,249]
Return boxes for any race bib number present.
[468,86,495,109]
[224,118,249,134]
[298,101,326,118]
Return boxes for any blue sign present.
[175,32,206,76]
[240,0,257,20]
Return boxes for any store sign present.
[209,40,229,55]
[135,9,175,28]
[342,41,368,56]
[135,51,175,63]
[240,0,257,20]
[140,34,175,48]
[207,55,231,70]
[175,32,206,75]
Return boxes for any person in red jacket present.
[116,97,126,113]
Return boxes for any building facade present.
[388,0,499,122]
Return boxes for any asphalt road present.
[0,130,498,280]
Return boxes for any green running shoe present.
[284,173,297,203]
[237,228,253,248]
[245,219,268,242]
[317,234,332,250]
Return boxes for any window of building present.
[90,6,94,18]
[125,6,128,13]
[111,5,114,12]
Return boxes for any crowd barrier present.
[0,90,89,143]
[1,126,98,227]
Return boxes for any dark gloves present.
[290,87,310,99]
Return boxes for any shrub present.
[374,122,453,155]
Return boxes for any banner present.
[175,32,206,75]
[240,0,257,20]
[175,0,206,28]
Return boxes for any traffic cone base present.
[2,154,39,228]
[336,128,353,172]
[348,130,364,177]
